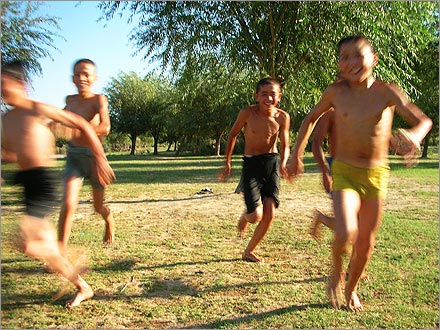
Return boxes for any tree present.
[145,73,174,155]
[98,2,437,95]
[105,72,151,155]
[1,1,63,78]
[105,72,173,155]
[173,54,254,156]
[99,1,438,149]
[412,39,439,158]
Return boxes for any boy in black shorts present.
[1,60,114,308]
[219,78,290,262]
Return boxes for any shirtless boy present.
[311,109,370,281]
[219,78,290,262]
[287,36,432,311]
[58,59,114,250]
[1,60,115,308]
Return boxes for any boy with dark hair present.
[58,59,115,251]
[1,60,115,308]
[287,36,432,311]
[219,77,290,262]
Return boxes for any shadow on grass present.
[185,302,331,329]
[100,192,232,205]
[90,257,327,299]
[1,293,56,309]
[1,256,328,316]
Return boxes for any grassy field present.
[1,152,438,329]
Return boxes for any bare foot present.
[237,214,248,239]
[65,285,94,309]
[327,272,344,309]
[310,210,324,241]
[103,209,115,244]
[345,271,370,282]
[242,251,263,263]
[360,273,371,281]
[345,290,363,312]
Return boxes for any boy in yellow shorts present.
[287,36,432,312]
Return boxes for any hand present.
[286,157,304,183]
[322,171,333,194]
[218,164,231,182]
[279,165,289,180]
[94,155,116,187]
[392,128,421,168]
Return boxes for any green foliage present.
[172,54,255,156]
[0,1,64,78]
[99,1,439,150]
[105,72,171,155]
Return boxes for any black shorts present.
[14,167,58,219]
[242,153,280,214]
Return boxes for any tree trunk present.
[421,131,431,159]
[153,135,159,155]
[130,134,137,155]
[215,137,221,157]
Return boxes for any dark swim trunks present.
[14,167,58,219]
[242,153,280,214]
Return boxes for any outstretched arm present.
[311,111,333,193]
[389,84,432,144]
[95,94,111,138]
[37,103,115,186]
[287,88,334,181]
[278,111,291,179]
[218,108,249,181]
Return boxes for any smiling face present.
[338,39,378,85]
[72,62,97,95]
[254,82,282,111]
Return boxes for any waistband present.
[67,142,94,156]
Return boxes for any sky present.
[28,1,155,108]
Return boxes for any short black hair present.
[73,58,96,71]
[337,35,375,54]
[1,60,28,82]
[256,77,282,93]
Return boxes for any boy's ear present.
[373,53,379,67]
[275,93,282,107]
[253,92,258,102]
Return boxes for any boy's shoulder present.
[242,104,258,111]
[66,93,106,102]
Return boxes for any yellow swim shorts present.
[331,160,390,200]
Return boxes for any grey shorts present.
[64,143,103,190]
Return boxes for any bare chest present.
[67,97,100,122]
[246,114,280,137]
[3,110,51,148]
[332,91,388,128]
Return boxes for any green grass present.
[1,153,438,329]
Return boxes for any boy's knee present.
[245,207,263,224]
[93,203,109,216]
[336,226,355,240]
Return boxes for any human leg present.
[92,188,115,244]
[310,209,335,241]
[242,198,275,262]
[19,216,93,308]
[237,206,262,239]
[58,177,83,250]
[345,197,383,312]
[329,190,361,309]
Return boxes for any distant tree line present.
[100,1,438,157]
